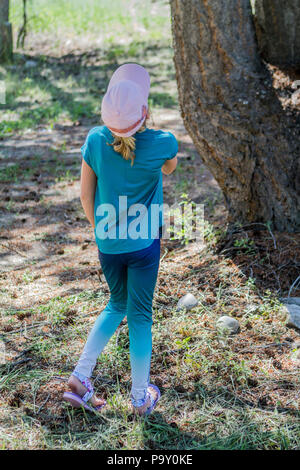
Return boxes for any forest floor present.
[0,0,300,450]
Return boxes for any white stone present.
[25,60,38,69]
[216,316,240,335]
[283,304,300,330]
[280,297,300,307]
[176,293,198,311]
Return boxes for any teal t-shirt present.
[81,125,178,254]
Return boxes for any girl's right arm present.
[80,159,97,228]
[162,156,177,175]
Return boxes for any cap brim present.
[107,115,147,138]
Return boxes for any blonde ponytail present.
[106,112,150,167]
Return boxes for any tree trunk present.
[0,0,13,63]
[254,0,300,68]
[169,0,300,232]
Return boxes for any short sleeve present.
[81,138,93,168]
[165,132,178,160]
[80,127,104,175]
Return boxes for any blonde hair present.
[106,108,151,167]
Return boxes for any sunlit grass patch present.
[10,0,171,44]
[0,72,100,137]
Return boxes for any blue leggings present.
[73,237,161,406]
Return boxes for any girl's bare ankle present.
[68,375,87,395]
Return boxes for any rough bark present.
[0,0,12,63]
[254,0,300,68]
[169,0,300,232]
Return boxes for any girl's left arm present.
[80,159,97,229]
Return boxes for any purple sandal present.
[133,384,161,416]
[63,373,106,413]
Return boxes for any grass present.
[0,68,100,137]
[10,0,171,43]
[1,0,299,451]
[1,279,299,450]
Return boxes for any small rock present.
[280,297,300,307]
[6,65,17,71]
[40,68,52,78]
[280,297,300,329]
[216,316,240,335]
[176,293,198,311]
[286,306,300,330]
[25,60,38,69]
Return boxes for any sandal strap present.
[132,391,155,411]
[145,391,155,410]
[82,389,94,403]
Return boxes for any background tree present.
[0,0,12,62]
[254,0,300,68]
[17,0,28,49]
[169,0,300,232]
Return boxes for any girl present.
[63,63,178,416]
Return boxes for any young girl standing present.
[63,63,178,416]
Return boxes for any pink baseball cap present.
[101,63,150,138]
